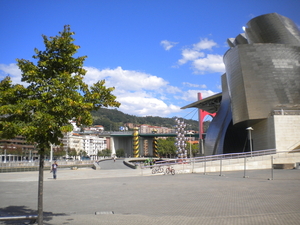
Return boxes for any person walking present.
[50,161,58,179]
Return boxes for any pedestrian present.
[50,161,58,179]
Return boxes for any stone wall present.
[274,115,300,151]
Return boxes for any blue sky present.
[1,0,299,120]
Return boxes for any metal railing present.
[273,109,300,115]
[193,149,277,163]
[142,149,278,169]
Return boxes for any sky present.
[1,0,300,120]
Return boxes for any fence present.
[142,149,300,179]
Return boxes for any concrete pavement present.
[0,160,300,224]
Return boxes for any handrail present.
[273,109,300,115]
[143,149,279,169]
[193,149,277,163]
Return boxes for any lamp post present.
[50,144,53,162]
[246,127,254,158]
[187,132,193,158]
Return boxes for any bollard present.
[191,158,194,173]
[268,156,273,180]
[204,157,207,175]
[219,157,224,176]
[243,157,249,178]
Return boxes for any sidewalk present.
[0,167,300,224]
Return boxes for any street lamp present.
[50,144,53,162]
[187,132,193,158]
[246,127,254,157]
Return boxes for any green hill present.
[91,108,204,132]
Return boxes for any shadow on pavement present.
[0,205,66,225]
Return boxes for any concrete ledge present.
[123,160,137,169]
[273,163,295,169]
[92,162,101,170]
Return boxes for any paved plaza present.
[0,160,300,224]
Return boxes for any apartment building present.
[61,131,108,159]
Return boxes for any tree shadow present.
[0,205,67,225]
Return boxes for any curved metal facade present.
[224,44,300,125]
[204,13,300,155]
[205,74,232,155]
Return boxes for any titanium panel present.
[245,13,300,45]
[224,44,300,125]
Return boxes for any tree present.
[53,146,65,159]
[0,25,120,224]
[98,148,112,157]
[68,148,77,160]
[116,148,125,157]
[78,150,88,159]
[157,137,176,158]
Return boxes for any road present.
[98,159,132,170]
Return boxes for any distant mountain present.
[91,108,206,132]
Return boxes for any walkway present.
[0,164,299,224]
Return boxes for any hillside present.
[91,108,205,131]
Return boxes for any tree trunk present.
[38,148,44,225]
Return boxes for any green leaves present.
[157,137,177,158]
[1,25,120,149]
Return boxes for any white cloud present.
[178,49,205,65]
[0,63,23,84]
[180,89,217,102]
[84,66,169,92]
[182,82,207,88]
[165,85,182,94]
[193,54,225,74]
[193,38,217,50]
[117,95,181,117]
[84,66,183,117]
[177,38,225,74]
[160,40,178,51]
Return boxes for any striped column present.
[133,127,139,158]
[153,136,158,157]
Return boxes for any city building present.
[0,136,37,162]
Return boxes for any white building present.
[82,135,107,159]
[61,132,107,160]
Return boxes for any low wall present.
[0,160,94,173]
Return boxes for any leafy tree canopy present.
[0,25,120,150]
[157,137,177,158]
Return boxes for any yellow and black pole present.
[133,127,139,158]
[152,129,158,157]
